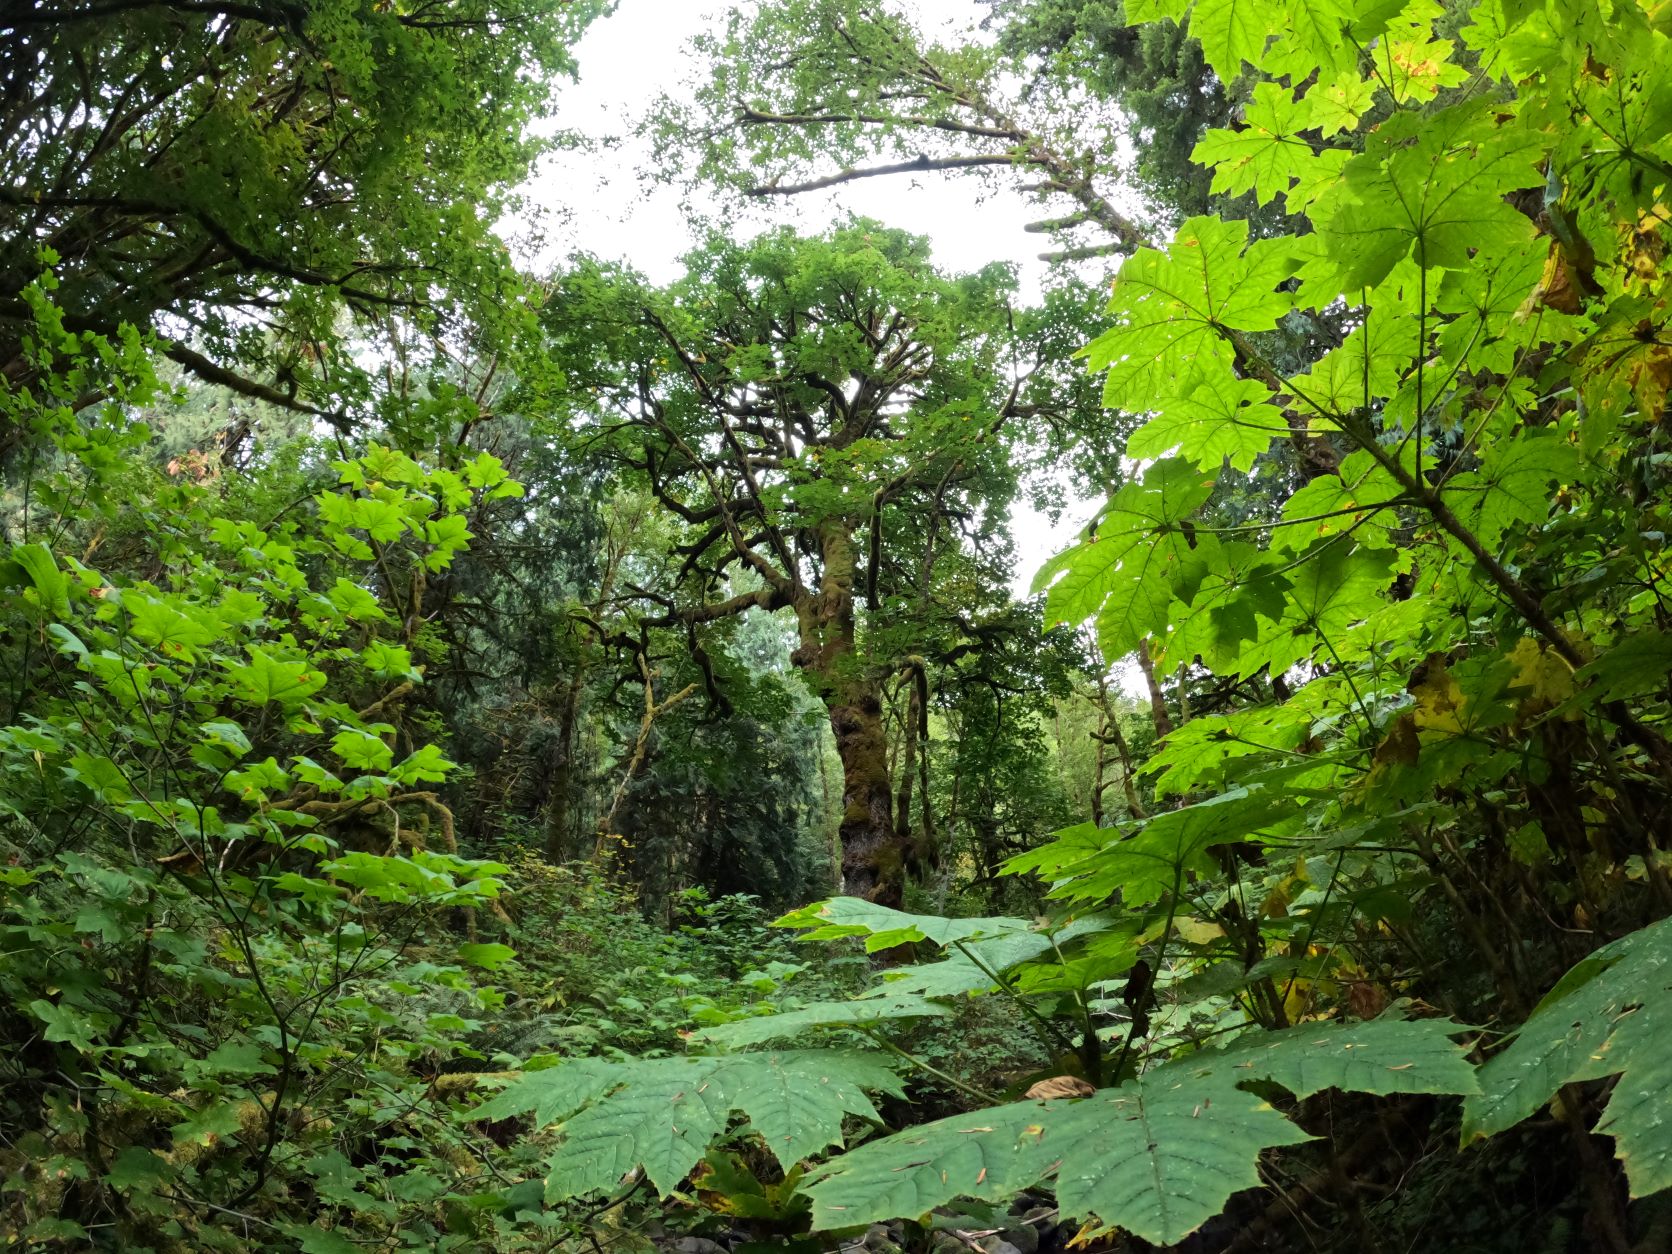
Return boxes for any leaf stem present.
[858,1026,1004,1106]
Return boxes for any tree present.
[497,2,1672,1248]
[550,222,1096,906]
[663,0,1147,262]
[0,0,601,438]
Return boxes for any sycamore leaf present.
[872,915,1114,999]
[1241,542,1400,675]
[1296,73,1377,137]
[1087,217,1295,414]
[1464,916,1672,1197]
[1266,0,1357,77]
[1160,541,1292,678]
[1294,263,1424,414]
[776,897,1030,951]
[805,1019,1475,1244]
[1310,101,1544,293]
[126,595,216,659]
[1006,787,1289,906]
[470,1051,901,1200]
[1573,633,1672,705]
[1444,425,1578,547]
[1192,1017,1480,1099]
[1188,0,1267,82]
[1034,459,1217,659]
[1192,82,1316,207]
[228,647,328,708]
[4,543,71,617]
[692,996,951,1047]
[1275,449,1406,553]
[1125,375,1287,473]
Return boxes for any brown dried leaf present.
[1025,1075,1096,1101]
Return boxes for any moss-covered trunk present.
[792,522,905,907]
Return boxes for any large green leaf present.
[1086,217,1295,413]
[472,1050,901,1200]
[1191,82,1316,208]
[1443,425,1579,548]
[1034,459,1218,659]
[1006,786,1290,905]
[1310,101,1543,292]
[1187,0,1268,82]
[1464,916,1672,1198]
[776,897,1031,951]
[1126,376,1285,475]
[805,1019,1476,1244]
[692,996,950,1047]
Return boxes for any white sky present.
[515,0,1103,595]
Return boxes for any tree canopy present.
[4,1,1672,1252]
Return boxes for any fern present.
[802,1018,1477,1245]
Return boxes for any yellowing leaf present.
[1410,655,1466,734]
[1507,637,1576,710]
[1174,916,1226,944]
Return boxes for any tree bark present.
[1136,636,1175,740]
[791,522,907,907]
[543,664,587,861]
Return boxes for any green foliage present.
[1465,915,1672,1198]
[10,0,1672,1248]
[0,294,523,1247]
[1,0,605,402]
[803,1019,1476,1244]
[472,1050,902,1201]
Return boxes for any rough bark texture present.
[543,665,586,861]
[791,523,907,908]
[1137,636,1176,740]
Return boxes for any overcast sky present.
[522,0,1058,287]
[513,0,1104,597]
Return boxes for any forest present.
[2,0,1671,1250]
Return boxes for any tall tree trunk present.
[543,502,631,862]
[792,522,906,907]
[894,674,918,844]
[1136,636,1175,740]
[543,663,587,861]
[1090,664,1146,823]
[830,677,900,905]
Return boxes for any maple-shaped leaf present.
[1087,217,1296,414]
[1554,27,1672,231]
[471,1051,901,1201]
[1187,0,1268,81]
[692,997,951,1047]
[1572,632,1672,706]
[1141,704,1315,798]
[1309,101,1544,294]
[1294,263,1425,415]
[1464,916,1672,1198]
[1443,425,1579,547]
[1124,375,1288,472]
[1158,541,1292,679]
[1434,238,1549,377]
[1264,0,1357,77]
[1579,289,1672,427]
[1005,786,1290,906]
[1274,449,1407,553]
[1034,459,1217,659]
[1192,82,1317,208]
[1241,541,1402,676]
[775,897,1030,951]
[804,1019,1476,1245]
[1296,73,1377,137]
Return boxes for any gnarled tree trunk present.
[792,522,907,907]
